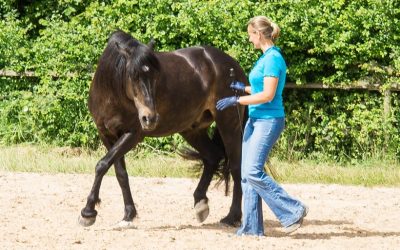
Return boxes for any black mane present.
[93,30,160,98]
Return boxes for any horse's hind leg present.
[180,129,225,223]
[79,132,139,227]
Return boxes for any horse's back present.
[158,45,247,90]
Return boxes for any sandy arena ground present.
[0,172,399,249]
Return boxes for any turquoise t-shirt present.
[248,46,286,119]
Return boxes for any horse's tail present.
[178,107,249,196]
[178,127,230,195]
[211,126,230,196]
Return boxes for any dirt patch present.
[0,172,399,249]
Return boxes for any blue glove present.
[230,81,246,92]
[216,96,239,111]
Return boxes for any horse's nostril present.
[142,116,149,125]
[141,113,159,130]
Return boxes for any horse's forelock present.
[98,30,160,100]
[108,32,159,74]
[129,45,160,75]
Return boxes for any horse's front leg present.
[111,156,137,229]
[79,132,138,227]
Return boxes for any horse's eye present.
[142,65,150,72]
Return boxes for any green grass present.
[268,158,400,187]
[0,145,196,178]
[0,145,399,187]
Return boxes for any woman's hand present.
[230,81,246,93]
[216,96,239,110]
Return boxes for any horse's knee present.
[95,159,109,177]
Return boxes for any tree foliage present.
[0,0,399,160]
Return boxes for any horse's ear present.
[148,38,156,51]
[115,41,131,58]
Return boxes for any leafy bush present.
[0,0,399,160]
[278,89,400,161]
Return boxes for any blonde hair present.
[247,16,280,42]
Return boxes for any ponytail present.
[248,16,280,42]
[270,21,280,41]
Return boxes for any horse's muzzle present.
[140,113,159,131]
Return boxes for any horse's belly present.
[144,119,195,137]
[145,110,214,137]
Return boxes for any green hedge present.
[0,0,399,160]
[279,89,399,161]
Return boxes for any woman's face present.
[247,25,261,49]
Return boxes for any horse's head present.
[115,34,161,131]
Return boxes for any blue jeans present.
[236,117,306,236]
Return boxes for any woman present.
[216,16,308,236]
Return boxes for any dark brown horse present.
[78,30,247,228]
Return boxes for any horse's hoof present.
[111,220,137,231]
[220,216,241,227]
[194,199,209,223]
[78,215,96,227]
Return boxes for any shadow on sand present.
[148,219,400,239]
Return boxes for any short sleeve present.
[262,55,280,78]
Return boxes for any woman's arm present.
[238,77,278,105]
